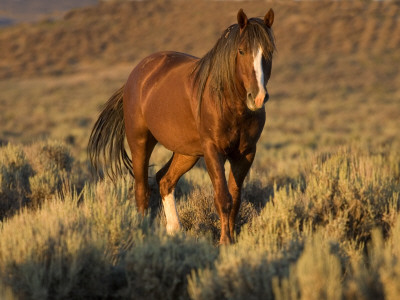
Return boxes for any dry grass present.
[0,0,400,299]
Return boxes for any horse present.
[88,9,275,244]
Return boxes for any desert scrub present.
[188,223,305,300]
[178,187,221,242]
[122,232,217,300]
[272,231,344,300]
[0,177,217,299]
[300,147,400,243]
[0,144,34,218]
[0,189,110,299]
[249,146,400,247]
[343,217,400,300]
[25,141,74,207]
[0,280,17,300]
[0,141,82,218]
[0,142,399,299]
[177,184,264,243]
[187,146,400,300]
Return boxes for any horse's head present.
[235,9,275,111]
[192,9,275,114]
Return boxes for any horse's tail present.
[88,85,133,180]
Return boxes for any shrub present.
[301,148,400,244]
[0,144,34,219]
[123,232,217,300]
[177,178,271,243]
[188,232,303,300]
[0,280,17,300]
[345,221,400,300]
[0,141,77,216]
[178,187,221,242]
[0,142,399,299]
[26,141,74,207]
[0,188,111,299]
[274,232,343,300]
[0,177,218,299]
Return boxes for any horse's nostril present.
[247,92,253,100]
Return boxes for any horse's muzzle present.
[246,92,269,111]
[263,93,270,103]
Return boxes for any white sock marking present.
[162,190,181,234]
[253,47,266,99]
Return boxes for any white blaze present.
[253,47,266,97]
[162,190,181,234]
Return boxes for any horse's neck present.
[220,82,248,118]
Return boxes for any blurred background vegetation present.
[0,0,399,299]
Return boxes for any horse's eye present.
[238,49,245,56]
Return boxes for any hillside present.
[0,1,400,78]
[0,0,98,26]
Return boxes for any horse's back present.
[124,51,203,156]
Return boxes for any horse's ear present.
[264,8,274,28]
[237,9,248,30]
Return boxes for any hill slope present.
[0,0,98,26]
[0,1,399,78]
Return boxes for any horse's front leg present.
[203,143,232,244]
[228,150,256,240]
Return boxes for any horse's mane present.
[192,18,276,113]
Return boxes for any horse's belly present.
[149,116,203,156]
[143,90,202,156]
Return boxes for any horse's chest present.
[217,118,264,155]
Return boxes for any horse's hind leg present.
[156,153,199,234]
[127,129,157,214]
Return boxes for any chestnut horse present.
[88,9,275,244]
